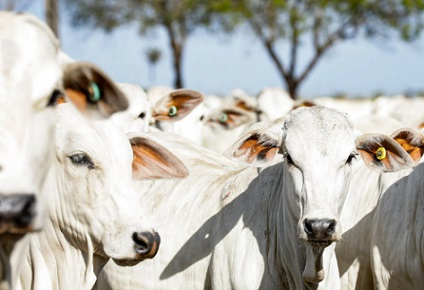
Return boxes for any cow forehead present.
[56,104,132,163]
[283,106,356,161]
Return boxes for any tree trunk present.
[45,0,59,38]
[172,41,183,88]
[287,79,298,100]
[164,23,184,89]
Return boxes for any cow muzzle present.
[303,218,338,248]
[132,231,161,260]
[0,193,37,235]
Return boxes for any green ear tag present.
[219,113,228,123]
[168,105,178,117]
[88,82,101,102]
[376,147,386,160]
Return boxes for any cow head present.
[225,106,420,287]
[54,104,188,264]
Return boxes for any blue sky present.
[21,1,424,99]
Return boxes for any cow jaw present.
[302,243,336,288]
[55,105,161,265]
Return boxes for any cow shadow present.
[336,163,424,289]
[160,163,284,288]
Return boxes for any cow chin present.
[308,240,333,252]
[103,230,161,265]
[112,258,143,267]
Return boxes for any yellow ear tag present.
[376,147,386,160]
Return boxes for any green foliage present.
[205,0,424,98]
[146,47,161,64]
[65,0,424,97]
[66,0,220,34]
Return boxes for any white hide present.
[97,106,406,290]
[313,97,375,122]
[201,106,258,154]
[353,115,405,135]
[369,164,424,289]
[110,83,151,133]
[373,94,424,129]
[256,87,294,121]
[335,128,424,290]
[112,84,207,144]
[0,11,130,290]
[15,104,161,290]
[0,11,64,289]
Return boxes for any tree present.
[212,0,424,99]
[65,0,215,89]
[0,0,31,11]
[146,47,162,84]
[45,0,59,38]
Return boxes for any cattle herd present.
[1,11,424,290]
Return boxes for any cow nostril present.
[16,195,36,228]
[303,219,313,235]
[0,194,37,232]
[303,218,337,241]
[327,220,336,234]
[132,232,149,254]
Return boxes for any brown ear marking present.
[63,62,128,116]
[391,129,424,163]
[234,99,254,112]
[292,100,316,110]
[212,109,250,129]
[356,133,416,172]
[130,136,189,179]
[233,133,279,164]
[152,89,204,122]
[46,89,66,107]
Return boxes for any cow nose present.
[0,194,37,234]
[303,218,336,241]
[132,231,161,259]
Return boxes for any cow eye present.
[69,154,94,169]
[138,112,146,119]
[284,152,294,165]
[346,152,357,165]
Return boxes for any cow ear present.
[152,89,204,122]
[356,133,415,172]
[62,62,129,118]
[129,135,189,179]
[390,128,424,164]
[292,100,316,110]
[209,108,252,130]
[225,130,281,167]
[233,98,255,112]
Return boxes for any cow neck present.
[23,160,107,289]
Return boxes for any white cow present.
[256,87,294,121]
[97,106,412,290]
[334,127,424,290]
[15,103,189,290]
[373,94,424,129]
[353,115,405,135]
[0,11,129,289]
[313,96,375,122]
[113,84,205,143]
[201,105,258,154]
[346,128,424,290]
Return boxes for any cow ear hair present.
[356,133,415,172]
[151,89,204,122]
[224,130,281,167]
[390,128,424,164]
[128,134,189,180]
[63,62,128,118]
